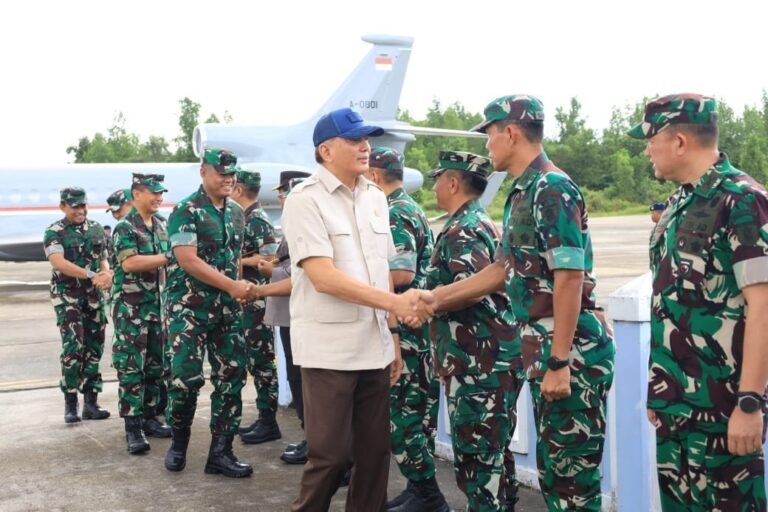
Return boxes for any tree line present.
[67,93,768,217]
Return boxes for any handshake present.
[228,280,264,303]
[393,289,437,328]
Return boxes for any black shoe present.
[204,434,253,478]
[387,480,416,509]
[124,416,150,454]
[240,413,281,444]
[165,427,190,472]
[390,477,449,512]
[238,418,260,435]
[143,416,172,438]
[82,390,110,420]
[280,440,308,465]
[64,393,81,424]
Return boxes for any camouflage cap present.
[428,151,491,179]
[132,173,167,193]
[235,168,261,187]
[273,170,312,191]
[369,146,404,172]
[60,186,87,207]
[105,188,132,212]
[471,94,545,133]
[202,147,238,174]
[628,93,718,139]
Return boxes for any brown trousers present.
[292,367,390,512]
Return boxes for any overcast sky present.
[1,0,765,166]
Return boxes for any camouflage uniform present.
[237,170,280,416]
[426,152,523,511]
[105,189,133,270]
[165,178,247,435]
[43,187,108,395]
[111,175,169,419]
[370,147,439,484]
[477,96,615,511]
[629,94,767,511]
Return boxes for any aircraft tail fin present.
[313,35,413,124]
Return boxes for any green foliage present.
[66,98,231,163]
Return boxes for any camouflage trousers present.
[419,349,440,453]
[111,303,165,418]
[390,349,438,481]
[654,412,766,511]
[54,302,106,394]
[243,302,277,414]
[165,303,246,435]
[445,370,522,512]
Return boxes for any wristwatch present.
[388,326,402,336]
[546,356,569,371]
[737,392,767,414]
[165,249,173,261]
[85,270,96,279]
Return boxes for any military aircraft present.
[0,34,492,262]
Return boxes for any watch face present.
[739,396,760,414]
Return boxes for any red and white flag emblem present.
[375,54,393,71]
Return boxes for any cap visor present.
[470,119,492,133]
[627,123,647,139]
[341,125,385,140]
[427,168,444,178]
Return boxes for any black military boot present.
[64,393,81,423]
[391,477,450,512]
[124,416,150,454]
[280,439,308,465]
[387,480,415,509]
[204,434,253,478]
[165,427,190,472]
[240,410,281,444]
[82,390,110,420]
[143,411,172,438]
[238,418,260,435]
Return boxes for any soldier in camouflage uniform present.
[365,147,447,512]
[163,148,254,478]
[427,151,523,512]
[426,96,615,511]
[44,187,113,423]
[107,189,133,221]
[111,173,173,454]
[629,94,767,511]
[230,168,282,444]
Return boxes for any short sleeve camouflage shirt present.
[111,208,169,321]
[242,201,278,286]
[427,199,520,376]
[648,154,768,420]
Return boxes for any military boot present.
[204,434,253,478]
[124,416,150,454]
[390,477,450,512]
[165,427,190,472]
[240,410,281,444]
[238,418,260,435]
[64,393,81,424]
[82,390,110,420]
[387,480,415,509]
[143,410,172,438]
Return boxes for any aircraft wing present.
[385,125,487,139]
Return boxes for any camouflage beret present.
[285,177,307,196]
[428,151,491,179]
[471,94,545,133]
[273,170,312,191]
[628,93,718,139]
[132,173,167,193]
[235,169,261,187]
[60,187,87,207]
[369,146,404,172]
[105,189,132,212]
[202,147,238,174]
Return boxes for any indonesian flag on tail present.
[375,54,393,71]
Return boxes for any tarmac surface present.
[0,214,653,511]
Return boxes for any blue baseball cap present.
[312,108,384,146]
[649,202,666,211]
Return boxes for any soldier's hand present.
[727,408,765,456]
[257,260,274,278]
[92,271,112,290]
[388,349,403,387]
[397,290,435,327]
[647,409,660,428]
[228,280,253,301]
[541,366,571,402]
